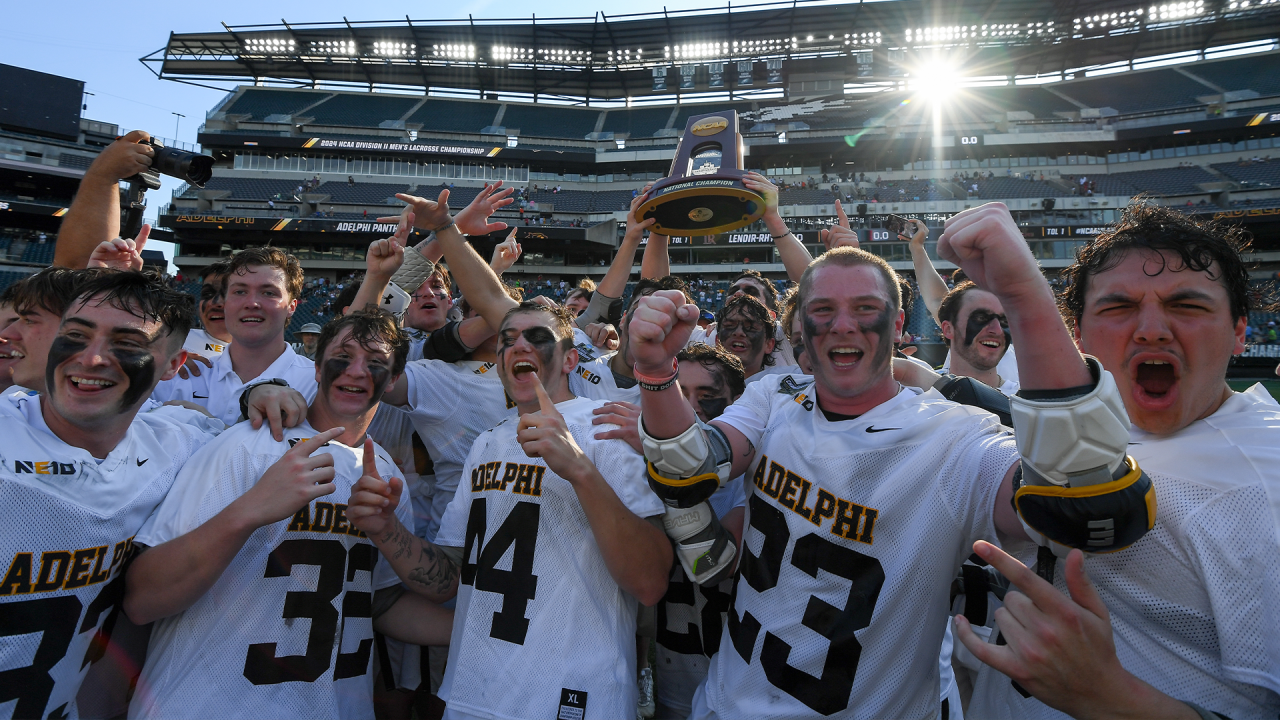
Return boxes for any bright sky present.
[0,0,733,271]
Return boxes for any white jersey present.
[435,396,664,720]
[150,344,317,426]
[182,328,229,360]
[0,391,221,720]
[654,480,747,719]
[402,359,513,541]
[698,374,1019,719]
[744,364,800,387]
[131,420,411,720]
[568,329,641,404]
[970,383,1280,720]
[405,328,430,362]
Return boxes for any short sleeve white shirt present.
[150,344,317,426]
[702,373,1019,719]
[131,421,411,720]
[969,384,1280,720]
[434,396,663,720]
[0,391,221,720]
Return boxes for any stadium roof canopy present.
[144,0,1280,103]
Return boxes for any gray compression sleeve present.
[575,289,621,329]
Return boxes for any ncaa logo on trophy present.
[636,110,765,236]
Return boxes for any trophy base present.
[636,173,765,237]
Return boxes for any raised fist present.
[627,290,699,375]
[936,203,1045,302]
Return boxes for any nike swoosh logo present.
[865,426,900,433]
[192,394,208,399]
[137,458,148,466]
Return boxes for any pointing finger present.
[133,224,151,253]
[294,426,345,456]
[529,372,559,418]
[363,437,382,480]
[835,200,849,229]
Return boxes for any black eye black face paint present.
[801,311,829,370]
[497,326,561,373]
[697,396,730,420]
[964,309,1010,347]
[46,336,85,401]
[858,305,896,372]
[322,358,350,397]
[720,312,767,362]
[112,347,156,411]
[323,355,393,411]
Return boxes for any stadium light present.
[910,59,962,103]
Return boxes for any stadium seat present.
[223,88,331,121]
[1054,69,1212,114]
[1107,166,1220,196]
[1212,159,1280,187]
[600,107,677,137]
[315,181,411,204]
[499,105,600,139]
[305,94,422,128]
[405,100,500,134]
[1183,54,1280,99]
[971,177,1072,200]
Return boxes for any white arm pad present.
[639,419,711,480]
[1009,357,1130,487]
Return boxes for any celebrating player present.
[151,247,316,425]
[0,271,223,719]
[124,310,449,719]
[185,261,232,361]
[629,202,1157,718]
[965,202,1280,720]
[347,301,671,720]
[936,281,1019,394]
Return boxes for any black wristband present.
[771,231,792,239]
[239,378,291,420]
[636,372,679,393]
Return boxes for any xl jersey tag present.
[557,688,588,720]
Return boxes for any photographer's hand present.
[55,130,156,269]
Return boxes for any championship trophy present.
[636,110,765,236]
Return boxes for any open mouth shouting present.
[829,346,865,368]
[1129,354,1180,411]
[726,338,750,354]
[977,338,1003,350]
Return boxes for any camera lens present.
[151,145,214,186]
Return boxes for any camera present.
[141,139,214,186]
[120,139,215,240]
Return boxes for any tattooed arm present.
[346,447,461,602]
[371,519,461,602]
